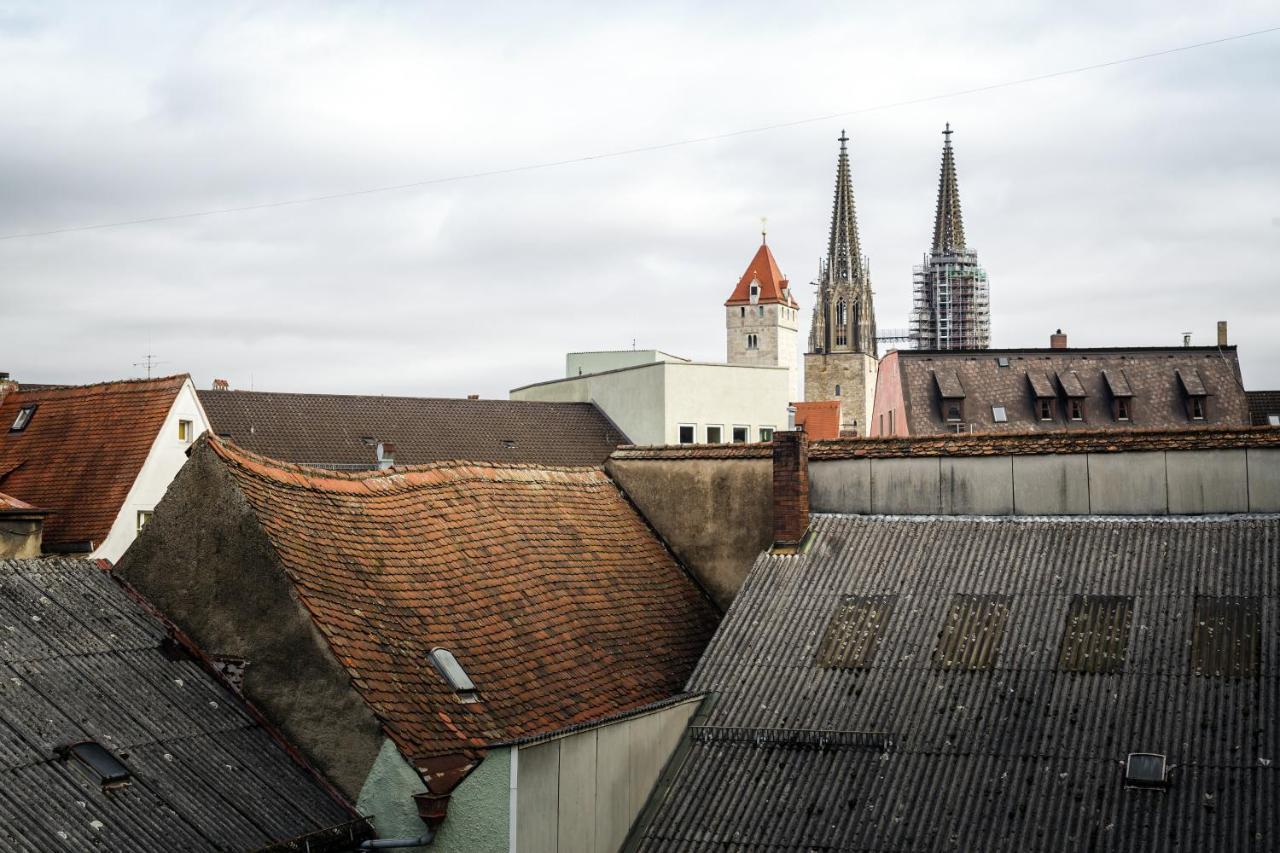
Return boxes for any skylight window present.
[429,648,479,702]
[1124,753,1168,788]
[61,741,131,789]
[10,405,36,432]
[991,405,1007,423]
[996,356,1010,367]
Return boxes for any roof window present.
[429,648,479,702]
[10,404,36,432]
[992,405,1007,423]
[996,356,1010,367]
[1124,753,1169,788]
[60,741,131,789]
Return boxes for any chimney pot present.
[1049,329,1067,349]
[771,430,810,550]
[467,394,480,400]
[211,378,230,391]
[1217,321,1228,347]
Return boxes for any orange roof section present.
[724,240,798,307]
[204,437,719,760]
[0,376,186,548]
[0,490,44,513]
[792,400,842,441]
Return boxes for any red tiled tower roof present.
[204,438,719,760]
[724,240,798,307]
[0,376,186,548]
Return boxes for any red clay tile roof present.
[197,389,628,467]
[0,376,186,547]
[724,241,798,307]
[792,401,842,441]
[204,438,718,760]
[609,426,1280,461]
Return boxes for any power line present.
[2,24,1277,243]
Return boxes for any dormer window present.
[1176,369,1208,421]
[429,648,479,703]
[1116,398,1131,421]
[1068,399,1085,421]
[10,404,36,432]
[1189,397,1206,420]
[1038,399,1055,421]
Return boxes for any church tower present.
[910,123,991,350]
[726,228,799,400]
[804,131,878,435]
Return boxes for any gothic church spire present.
[827,130,866,285]
[931,123,966,254]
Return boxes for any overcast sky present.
[1,2,1277,398]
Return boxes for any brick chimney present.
[771,430,810,550]
[211,378,230,391]
[1217,321,1228,347]
[1049,329,1067,349]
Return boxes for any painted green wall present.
[355,738,511,852]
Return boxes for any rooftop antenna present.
[132,342,168,379]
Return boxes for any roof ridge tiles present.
[8,374,189,395]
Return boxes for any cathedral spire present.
[827,130,865,285]
[931,122,966,254]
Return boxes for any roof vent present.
[429,648,479,702]
[59,741,132,789]
[1124,753,1169,788]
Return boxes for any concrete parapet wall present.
[810,448,1280,515]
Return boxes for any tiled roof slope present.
[609,426,1280,461]
[0,377,186,548]
[197,389,628,467]
[634,514,1280,852]
[206,438,718,760]
[891,347,1249,434]
[724,241,798,307]
[1248,390,1280,425]
[0,558,364,852]
[792,401,841,440]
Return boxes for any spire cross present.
[838,129,849,148]
[943,122,953,144]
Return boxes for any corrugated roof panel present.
[1192,596,1260,678]
[1059,595,1134,673]
[931,594,1012,670]
[815,595,897,669]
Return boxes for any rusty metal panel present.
[931,594,1013,670]
[1192,596,1260,678]
[815,595,897,669]
[1059,595,1134,673]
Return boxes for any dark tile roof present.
[632,514,1280,852]
[197,389,628,468]
[0,558,367,852]
[888,347,1250,434]
[1248,390,1280,426]
[205,438,718,760]
[609,426,1280,462]
[0,377,187,549]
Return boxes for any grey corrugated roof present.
[0,559,366,852]
[632,514,1280,852]
[197,389,628,468]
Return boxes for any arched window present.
[835,384,842,396]
[836,300,847,327]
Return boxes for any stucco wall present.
[514,697,703,853]
[113,443,386,799]
[97,378,211,563]
[512,363,667,445]
[0,517,42,558]
[431,747,511,852]
[809,447,1280,515]
[606,457,769,609]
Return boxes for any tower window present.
[758,306,765,317]
[740,306,745,318]
[836,300,847,327]
[834,384,842,397]
[746,334,759,350]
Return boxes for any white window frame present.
[758,426,776,442]
[1269,414,1280,426]
[136,510,154,532]
[992,405,1007,423]
[178,419,194,442]
[677,423,697,445]
[731,425,749,444]
[706,424,724,444]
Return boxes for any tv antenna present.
[133,351,168,379]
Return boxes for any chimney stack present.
[771,430,810,551]
[1217,321,1228,347]
[1049,329,1067,349]
[211,378,230,391]
[467,394,480,401]
[1183,332,1192,348]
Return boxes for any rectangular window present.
[178,419,194,441]
[677,424,696,444]
[136,510,154,532]
[1189,397,1206,420]
[932,595,1013,670]
[888,410,895,433]
[732,425,749,443]
[1068,399,1084,421]
[10,405,36,432]
[835,331,848,347]
[759,427,775,442]
[816,596,898,669]
[1038,399,1055,421]
[1269,414,1280,426]
[944,401,963,423]
[706,425,723,444]
[1059,595,1134,673]
[746,333,758,350]
[1116,398,1131,421]
[1191,596,1260,678]
[992,405,1007,423]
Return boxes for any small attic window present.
[996,356,1010,367]
[992,405,1007,423]
[10,404,36,432]
[1124,753,1168,788]
[61,741,132,789]
[429,648,479,702]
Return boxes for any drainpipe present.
[359,832,434,849]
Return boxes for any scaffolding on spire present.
[909,124,990,351]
